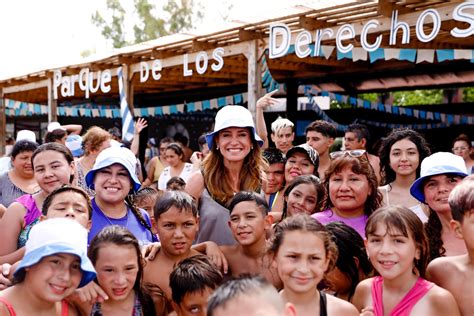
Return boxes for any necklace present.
[93,199,130,229]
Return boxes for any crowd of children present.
[0,103,473,316]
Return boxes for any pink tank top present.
[371,276,434,316]
[0,297,69,316]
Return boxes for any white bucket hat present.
[16,130,37,143]
[410,152,468,203]
[14,218,96,288]
[85,146,141,192]
[65,134,84,157]
[205,105,263,149]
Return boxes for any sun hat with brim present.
[205,105,263,149]
[85,146,141,192]
[14,218,96,288]
[410,152,468,203]
[65,134,84,157]
[286,143,319,169]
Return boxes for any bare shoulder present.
[426,256,460,283]
[423,284,460,315]
[185,171,204,200]
[326,293,359,316]
[352,277,374,312]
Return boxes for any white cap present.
[16,130,37,143]
[47,122,66,132]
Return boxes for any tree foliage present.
[92,0,202,48]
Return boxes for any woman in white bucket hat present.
[186,105,267,245]
[410,152,469,261]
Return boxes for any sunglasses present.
[330,150,366,160]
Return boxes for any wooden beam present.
[0,88,5,156]
[47,77,57,122]
[299,16,336,30]
[3,79,49,94]
[192,39,217,52]
[239,29,263,41]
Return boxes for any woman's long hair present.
[202,128,267,206]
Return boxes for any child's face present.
[95,243,139,301]
[285,153,315,184]
[264,163,285,194]
[175,287,213,316]
[155,206,198,257]
[136,196,156,218]
[26,253,82,302]
[33,150,75,194]
[365,223,420,281]
[389,139,419,177]
[452,209,474,251]
[423,174,463,213]
[275,230,329,295]
[44,191,90,228]
[228,201,271,246]
[94,164,132,204]
[286,183,318,217]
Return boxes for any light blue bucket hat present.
[85,146,141,192]
[410,152,468,203]
[14,218,96,288]
[205,105,263,149]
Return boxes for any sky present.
[0,0,305,80]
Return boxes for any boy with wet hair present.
[143,190,202,314]
[199,191,281,288]
[170,254,223,316]
[262,148,286,215]
[427,175,474,316]
[207,275,295,316]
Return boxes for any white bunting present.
[321,46,335,60]
[385,49,400,60]
[352,48,368,61]
[416,49,435,63]
[454,49,472,60]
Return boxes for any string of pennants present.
[4,93,249,118]
[285,45,474,63]
[300,85,474,130]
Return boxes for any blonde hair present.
[271,116,294,134]
[82,126,110,156]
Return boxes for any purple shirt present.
[312,209,368,238]
[89,199,156,245]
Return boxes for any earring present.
[216,146,219,150]
[251,146,254,150]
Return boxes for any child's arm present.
[0,203,26,257]
[352,278,373,312]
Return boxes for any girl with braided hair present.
[86,146,157,245]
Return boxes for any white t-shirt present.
[158,163,194,190]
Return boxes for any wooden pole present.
[247,40,261,118]
[122,64,135,115]
[0,88,5,156]
[47,77,57,122]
